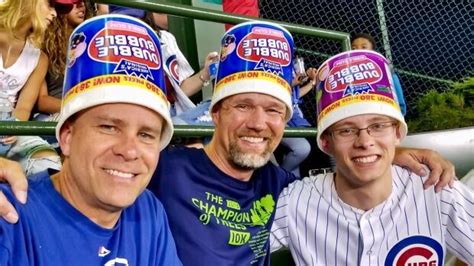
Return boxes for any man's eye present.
[139,132,156,140]
[234,104,250,111]
[267,108,283,115]
[337,128,356,136]
[99,124,117,132]
[371,122,391,131]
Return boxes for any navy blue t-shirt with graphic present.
[149,146,297,265]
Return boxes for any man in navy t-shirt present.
[148,21,456,265]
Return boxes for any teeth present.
[353,155,377,163]
[105,169,134,179]
[241,136,264,143]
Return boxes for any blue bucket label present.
[216,22,293,90]
[63,15,166,104]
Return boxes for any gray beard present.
[228,141,272,170]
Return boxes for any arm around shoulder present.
[393,147,456,192]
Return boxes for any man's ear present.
[210,103,221,126]
[58,122,74,156]
[394,125,402,146]
[320,134,334,155]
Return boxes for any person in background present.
[97,4,218,117]
[222,0,260,30]
[351,32,407,116]
[36,0,89,120]
[0,21,458,265]
[278,61,316,177]
[0,0,63,175]
[0,14,181,265]
[270,51,473,265]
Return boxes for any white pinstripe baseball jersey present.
[270,165,474,265]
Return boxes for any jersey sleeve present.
[270,185,292,252]
[440,181,474,263]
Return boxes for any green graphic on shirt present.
[192,192,275,228]
[226,199,240,210]
[250,195,275,226]
[229,230,251,245]
[191,192,275,262]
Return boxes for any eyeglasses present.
[328,121,398,142]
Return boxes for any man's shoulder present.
[257,162,298,185]
[161,145,202,160]
[132,189,165,211]
[0,183,17,209]
[127,189,167,220]
[391,164,428,187]
[0,171,51,211]
[286,174,329,194]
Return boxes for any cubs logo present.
[165,55,180,84]
[88,21,160,69]
[68,32,87,67]
[220,34,236,62]
[324,55,383,93]
[385,236,443,266]
[236,26,291,66]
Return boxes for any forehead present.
[76,103,163,126]
[352,37,372,46]
[332,114,392,127]
[223,93,286,107]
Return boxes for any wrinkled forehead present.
[222,92,287,108]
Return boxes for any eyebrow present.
[333,118,394,128]
[94,115,163,133]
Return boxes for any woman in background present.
[37,0,89,118]
[0,0,67,174]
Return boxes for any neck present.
[333,168,393,211]
[14,22,31,41]
[51,165,121,229]
[204,140,254,182]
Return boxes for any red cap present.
[50,0,81,14]
[53,0,80,4]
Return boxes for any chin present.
[104,190,142,209]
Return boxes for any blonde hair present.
[0,0,49,47]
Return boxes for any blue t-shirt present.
[0,172,182,266]
[149,146,297,265]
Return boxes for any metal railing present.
[0,121,317,137]
[97,0,351,50]
[2,0,352,137]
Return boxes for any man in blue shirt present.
[0,14,181,265]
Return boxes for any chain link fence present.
[260,0,473,123]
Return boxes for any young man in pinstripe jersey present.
[270,51,473,265]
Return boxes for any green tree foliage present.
[407,77,474,132]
